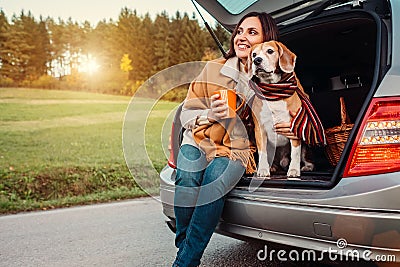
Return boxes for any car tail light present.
[343,96,400,177]
[167,123,177,169]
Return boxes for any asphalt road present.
[0,197,375,267]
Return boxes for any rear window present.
[217,0,258,14]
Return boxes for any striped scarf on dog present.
[249,74,327,146]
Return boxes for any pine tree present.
[178,13,215,63]
[213,23,231,54]
[46,18,68,78]
[2,12,34,82]
[20,13,51,80]
[135,13,155,80]
[115,8,141,81]
[64,18,84,74]
[0,10,11,80]
[153,12,174,72]
[91,20,119,71]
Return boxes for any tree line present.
[0,8,230,96]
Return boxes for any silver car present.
[160,0,400,263]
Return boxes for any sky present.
[0,0,216,26]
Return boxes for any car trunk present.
[186,0,391,189]
[236,8,389,188]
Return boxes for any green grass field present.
[0,88,178,213]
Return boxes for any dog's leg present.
[301,145,314,171]
[257,135,271,178]
[270,145,289,173]
[287,139,301,178]
[254,113,270,178]
[278,143,290,171]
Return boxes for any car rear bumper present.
[219,196,400,262]
[160,166,400,262]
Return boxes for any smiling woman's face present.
[234,16,264,64]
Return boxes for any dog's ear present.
[244,58,250,73]
[277,41,296,73]
[244,47,252,76]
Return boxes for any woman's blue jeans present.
[172,144,245,267]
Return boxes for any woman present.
[172,12,281,267]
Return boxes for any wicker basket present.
[325,97,354,166]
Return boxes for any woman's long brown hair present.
[225,12,279,59]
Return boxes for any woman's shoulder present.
[209,57,227,65]
[204,56,238,72]
[203,57,227,69]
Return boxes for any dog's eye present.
[252,52,257,58]
[267,49,274,54]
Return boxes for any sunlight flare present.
[79,54,100,74]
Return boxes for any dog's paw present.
[287,169,300,178]
[270,165,279,174]
[257,168,271,178]
[301,162,314,172]
[280,157,290,169]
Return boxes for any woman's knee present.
[176,145,207,173]
[175,145,207,187]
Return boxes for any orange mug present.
[213,89,245,118]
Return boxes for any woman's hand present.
[274,111,300,140]
[207,93,228,122]
[274,122,299,140]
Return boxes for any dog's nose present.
[254,57,263,66]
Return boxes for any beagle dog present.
[247,41,315,178]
